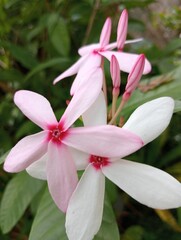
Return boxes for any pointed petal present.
[14,90,57,130]
[47,142,78,212]
[62,126,143,158]
[78,43,101,56]
[4,131,48,172]
[70,54,102,95]
[103,159,181,209]
[82,91,107,126]
[60,68,103,130]
[66,165,105,240]
[53,55,88,84]
[123,97,174,145]
[100,51,151,74]
[117,9,128,50]
[99,17,112,48]
[26,153,47,180]
[105,38,144,51]
[69,147,89,170]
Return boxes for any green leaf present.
[25,57,71,80]
[0,151,9,164]
[174,100,181,113]
[48,14,70,56]
[0,172,44,233]
[121,225,144,240]
[29,187,67,240]
[95,194,119,240]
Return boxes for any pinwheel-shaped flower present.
[53,9,151,95]
[65,94,181,240]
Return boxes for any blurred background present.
[0,0,181,239]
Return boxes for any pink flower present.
[4,69,143,213]
[65,94,181,240]
[53,10,151,96]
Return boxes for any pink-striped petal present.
[99,17,112,48]
[110,55,121,89]
[14,90,58,130]
[60,68,103,130]
[53,55,88,84]
[123,97,174,145]
[82,91,107,126]
[103,159,181,209]
[70,53,102,95]
[117,9,128,50]
[62,126,143,158]
[26,153,47,180]
[4,131,48,172]
[99,51,151,74]
[47,142,78,212]
[66,164,105,240]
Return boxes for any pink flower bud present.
[117,9,128,51]
[123,54,145,101]
[99,17,112,48]
[110,55,121,96]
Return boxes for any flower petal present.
[62,126,143,158]
[69,147,89,170]
[105,38,144,51]
[60,68,103,130]
[117,9,128,50]
[14,90,58,130]
[99,17,112,48]
[4,131,48,172]
[26,153,47,180]
[123,97,174,145]
[70,54,102,95]
[78,43,101,56]
[53,55,88,84]
[47,142,78,212]
[99,51,151,74]
[66,164,105,240]
[82,91,107,126]
[103,159,181,209]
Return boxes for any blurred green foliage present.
[0,0,181,239]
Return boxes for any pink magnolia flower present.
[53,10,151,96]
[4,69,143,213]
[65,94,181,240]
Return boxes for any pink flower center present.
[90,155,110,170]
[48,124,67,144]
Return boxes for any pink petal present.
[117,9,128,50]
[47,142,78,212]
[99,17,112,48]
[53,55,88,84]
[78,43,101,56]
[110,55,121,89]
[62,125,143,158]
[82,91,107,126]
[70,53,102,95]
[60,68,103,130]
[14,90,58,130]
[103,159,181,209]
[105,38,144,51]
[4,131,48,172]
[100,51,151,74]
[66,164,105,240]
[26,153,47,180]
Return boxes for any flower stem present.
[109,99,126,125]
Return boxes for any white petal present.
[53,55,88,84]
[14,90,57,130]
[103,159,181,209]
[123,97,174,145]
[66,165,105,240]
[26,153,47,180]
[60,68,103,130]
[82,91,107,126]
[69,147,89,170]
[4,131,48,172]
[47,142,78,212]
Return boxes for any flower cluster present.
[4,9,181,240]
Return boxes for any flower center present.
[48,124,67,144]
[89,155,110,170]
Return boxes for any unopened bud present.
[99,17,112,48]
[117,9,128,51]
[110,55,121,96]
